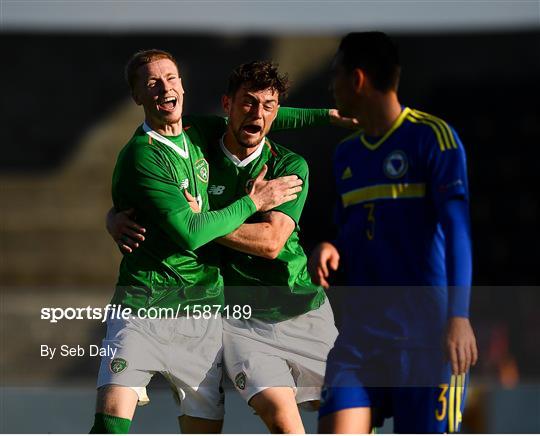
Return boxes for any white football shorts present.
[223,297,338,407]
[96,314,224,420]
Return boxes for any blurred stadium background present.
[1,1,539,433]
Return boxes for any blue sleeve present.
[427,125,472,317]
[427,126,469,207]
[438,198,473,318]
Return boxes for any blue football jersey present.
[333,107,469,347]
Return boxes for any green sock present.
[90,413,131,434]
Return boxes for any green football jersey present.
[111,120,256,311]
[110,108,330,312]
[207,137,326,321]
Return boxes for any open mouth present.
[157,96,177,112]
[241,124,262,135]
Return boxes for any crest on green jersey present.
[110,357,128,374]
[235,371,247,390]
[195,158,209,183]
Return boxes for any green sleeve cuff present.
[272,107,331,131]
[240,195,258,214]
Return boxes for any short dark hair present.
[226,61,290,100]
[338,32,401,92]
[125,49,179,91]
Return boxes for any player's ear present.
[221,94,231,115]
[178,77,185,95]
[352,68,365,95]
[131,89,142,106]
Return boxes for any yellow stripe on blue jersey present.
[341,182,426,207]
[414,110,458,150]
[340,128,364,145]
[337,107,412,151]
[456,373,464,431]
[419,110,458,150]
[407,112,446,151]
[449,374,456,433]
[360,107,412,150]
[407,110,457,151]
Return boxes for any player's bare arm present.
[106,164,302,252]
[328,108,360,129]
[216,211,295,259]
[446,316,478,375]
[271,107,359,132]
[106,207,146,254]
[308,242,340,289]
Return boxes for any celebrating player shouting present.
[210,62,338,433]
[90,50,303,434]
[107,60,355,433]
[309,32,478,433]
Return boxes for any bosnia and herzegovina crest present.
[383,150,408,179]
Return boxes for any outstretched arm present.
[272,107,358,131]
[183,109,357,149]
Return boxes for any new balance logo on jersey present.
[179,178,189,190]
[208,185,226,195]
